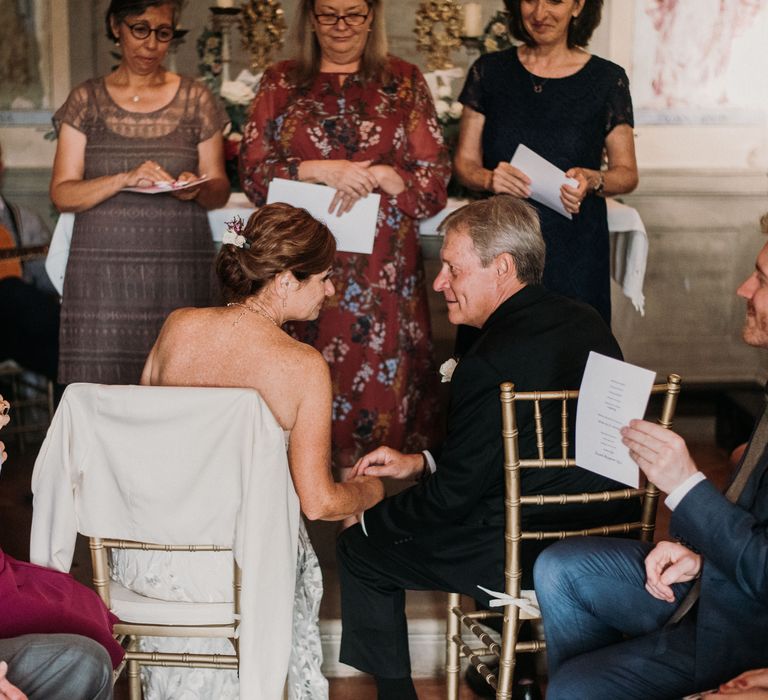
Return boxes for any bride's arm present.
[140,345,156,386]
[289,353,384,521]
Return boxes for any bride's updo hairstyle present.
[216,203,336,302]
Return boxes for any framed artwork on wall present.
[632,0,768,125]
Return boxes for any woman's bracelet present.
[593,171,605,196]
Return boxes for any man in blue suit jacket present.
[535,241,768,699]
[336,195,631,700]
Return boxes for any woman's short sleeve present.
[191,82,230,142]
[605,67,634,135]
[458,58,487,115]
[52,83,92,136]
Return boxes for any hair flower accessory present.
[439,357,458,383]
[222,215,248,248]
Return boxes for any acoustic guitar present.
[0,223,48,280]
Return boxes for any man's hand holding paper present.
[620,419,699,494]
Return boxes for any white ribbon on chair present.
[476,585,541,617]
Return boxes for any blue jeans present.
[534,537,699,700]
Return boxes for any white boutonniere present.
[439,358,458,383]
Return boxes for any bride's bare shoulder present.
[153,307,224,347]
[278,334,329,375]
[162,306,220,330]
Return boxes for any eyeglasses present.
[123,21,175,43]
[313,11,370,26]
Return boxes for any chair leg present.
[127,658,141,700]
[495,612,520,700]
[446,592,461,700]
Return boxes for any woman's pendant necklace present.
[529,74,550,93]
[131,94,140,103]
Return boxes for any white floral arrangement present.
[197,22,262,190]
[439,357,458,383]
[423,67,464,126]
[220,71,261,106]
[218,70,262,189]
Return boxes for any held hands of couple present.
[620,419,699,494]
[350,445,425,481]
[644,540,702,603]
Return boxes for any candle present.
[463,3,483,37]
[217,0,234,7]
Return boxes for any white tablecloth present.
[46,195,647,315]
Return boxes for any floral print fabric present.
[240,57,450,467]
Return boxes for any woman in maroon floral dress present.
[239,0,450,471]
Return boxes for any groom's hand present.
[352,446,424,481]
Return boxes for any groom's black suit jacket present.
[362,285,633,593]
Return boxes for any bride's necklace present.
[227,301,280,327]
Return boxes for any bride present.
[112,203,385,699]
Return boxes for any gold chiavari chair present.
[89,538,241,700]
[445,374,682,700]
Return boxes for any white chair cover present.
[30,383,300,700]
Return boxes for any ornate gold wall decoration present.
[414,1,463,71]
[238,0,287,72]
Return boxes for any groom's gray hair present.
[438,195,545,285]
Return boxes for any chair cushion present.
[109,582,235,626]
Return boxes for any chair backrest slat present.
[533,398,545,460]
[560,398,569,460]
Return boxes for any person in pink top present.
[0,396,117,700]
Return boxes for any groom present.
[337,195,631,699]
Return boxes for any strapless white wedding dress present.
[110,431,328,700]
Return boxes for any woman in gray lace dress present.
[49,0,230,385]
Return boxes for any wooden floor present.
[0,392,735,699]
[330,676,484,699]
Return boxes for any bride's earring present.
[282,279,289,309]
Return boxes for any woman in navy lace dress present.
[454,0,638,325]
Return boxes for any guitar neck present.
[0,244,49,262]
